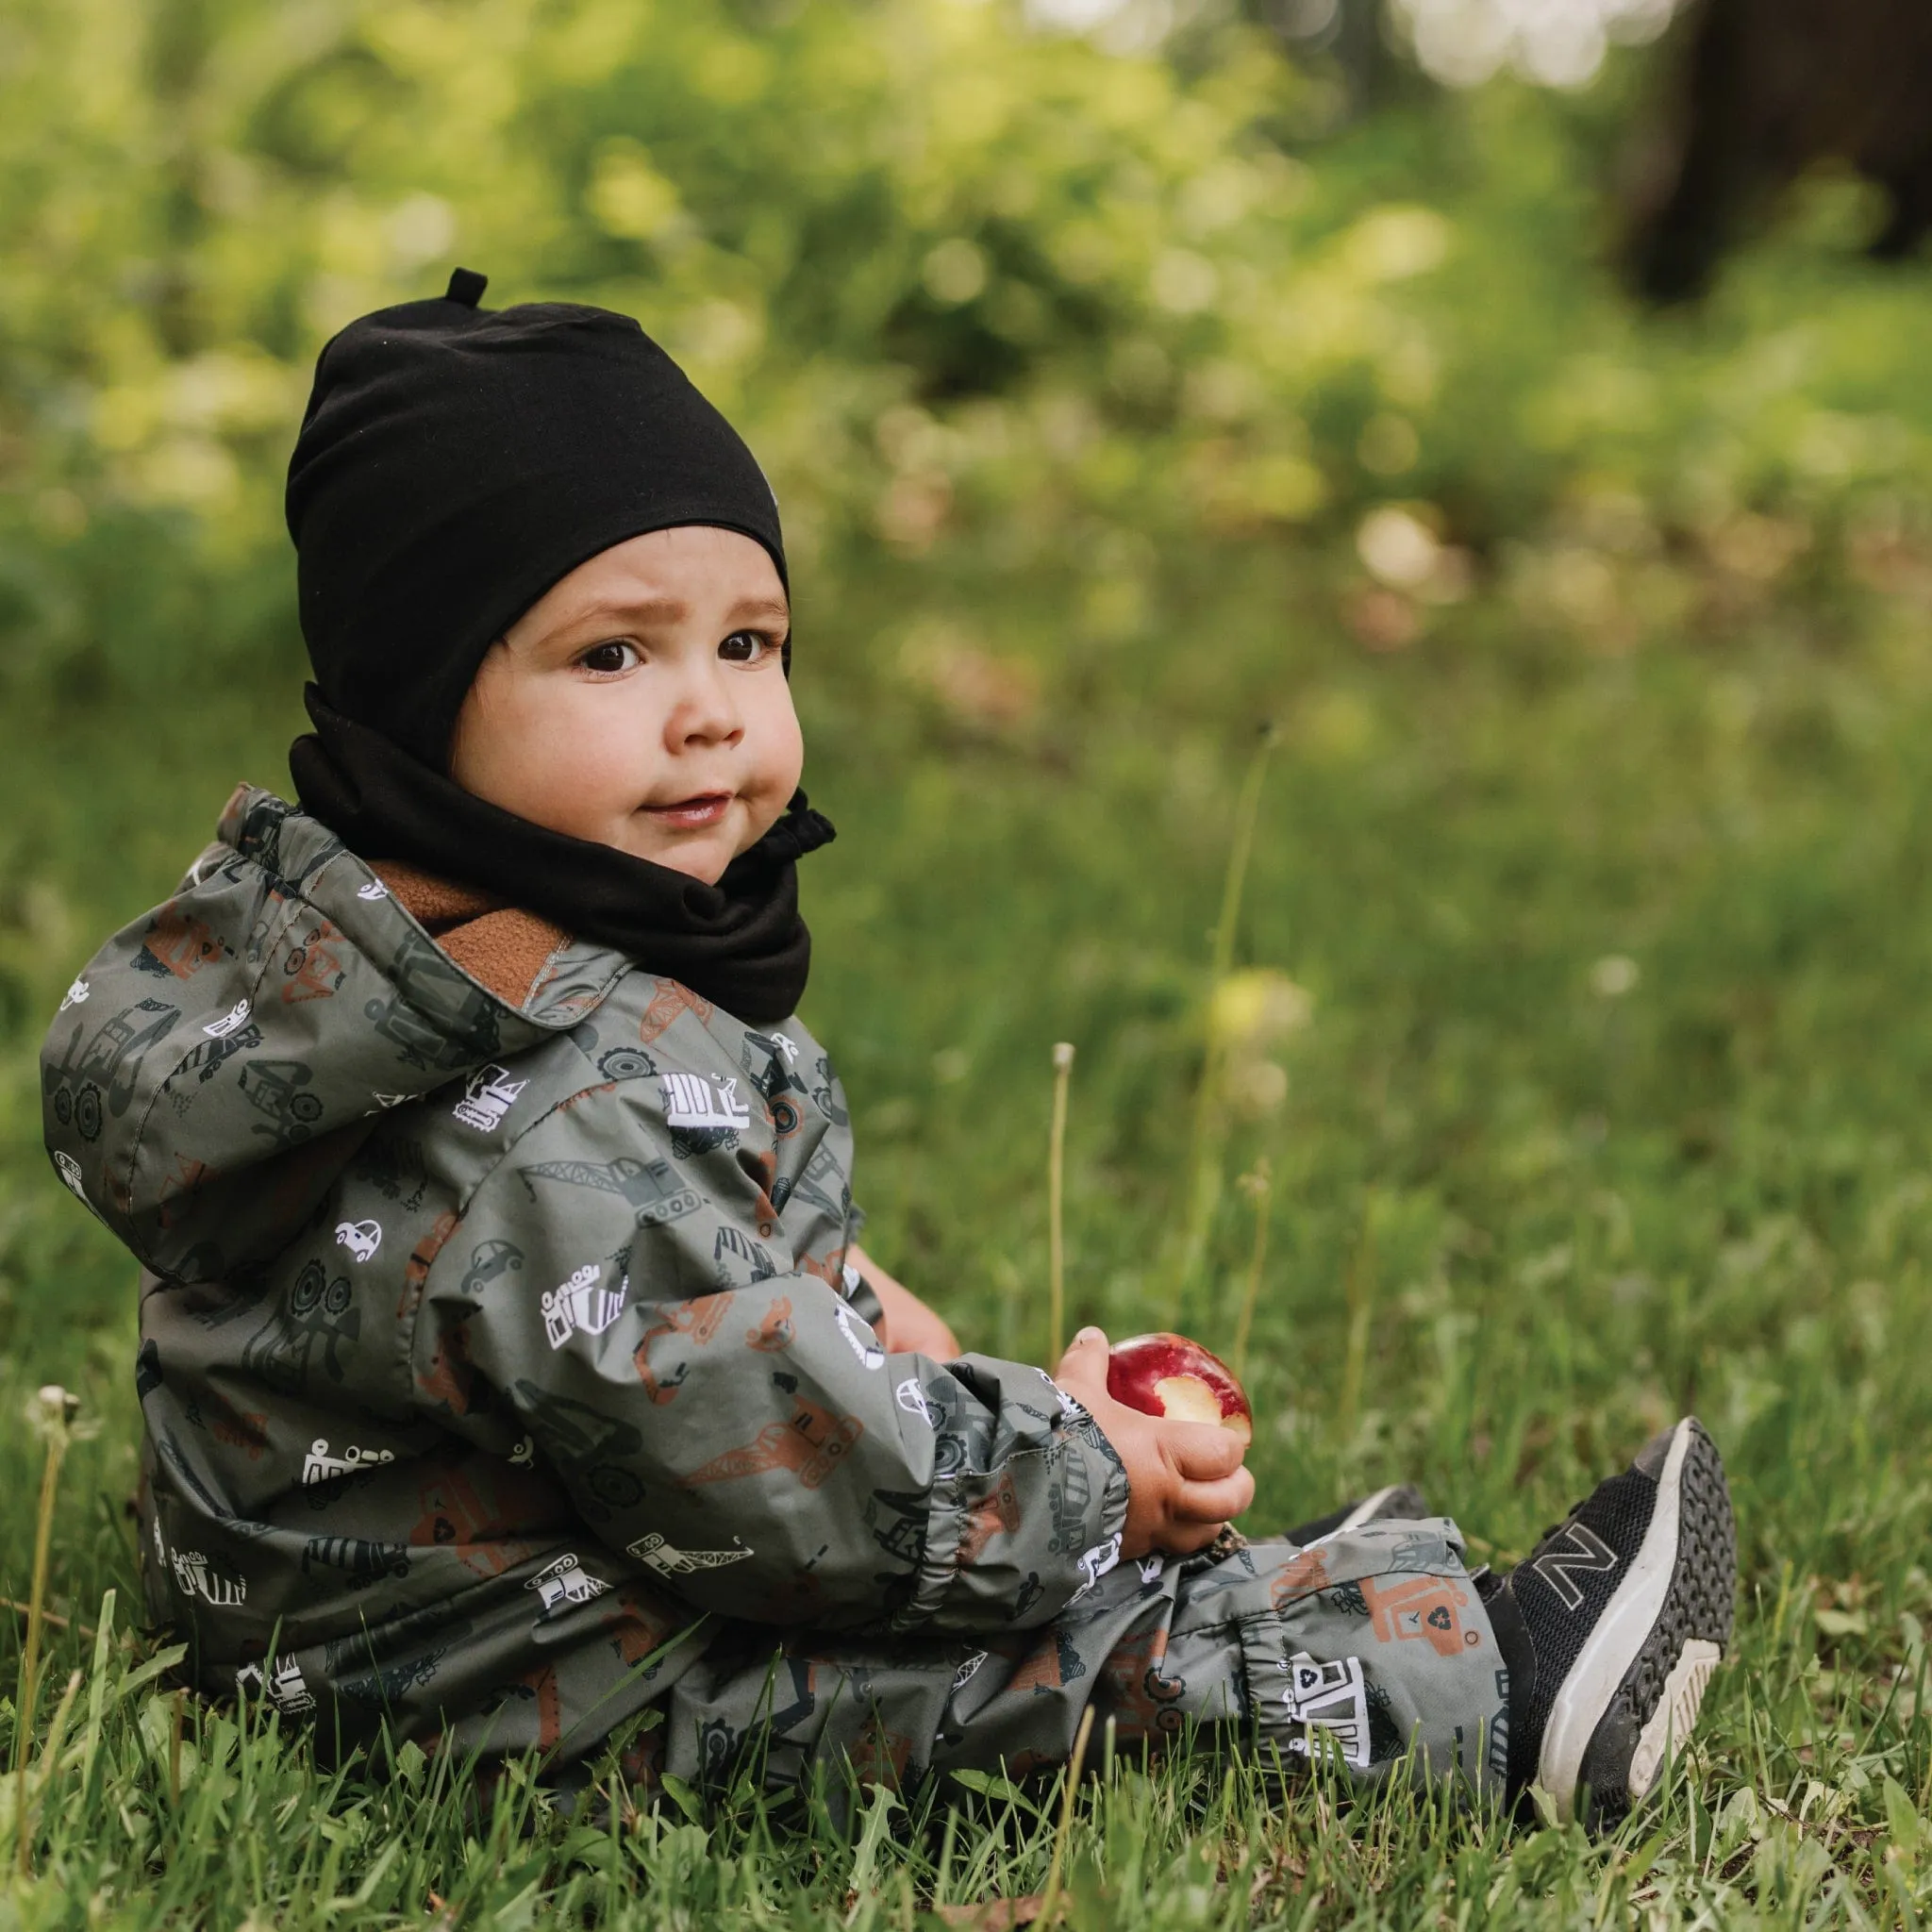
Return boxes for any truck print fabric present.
[45,786,1504,1801]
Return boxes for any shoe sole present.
[1536,1419,1736,1826]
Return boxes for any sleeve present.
[836,1257,886,1332]
[412,1095,1128,1636]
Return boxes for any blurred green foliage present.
[8,0,1932,1446]
[8,0,1932,1411]
[5,0,1926,706]
[7,8,1932,1913]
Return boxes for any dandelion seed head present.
[1209,969,1313,1049]
[1590,955,1641,998]
[26,1383,91,1444]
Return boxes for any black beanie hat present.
[286,267,788,769]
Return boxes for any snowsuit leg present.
[659,1518,1509,1802]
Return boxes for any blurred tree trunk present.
[1627,0,1932,302]
[147,0,220,357]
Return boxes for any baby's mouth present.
[641,791,734,829]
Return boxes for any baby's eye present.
[578,640,640,675]
[719,629,781,664]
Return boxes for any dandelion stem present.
[1211,724,1277,991]
[1172,725,1276,1319]
[1231,1158,1274,1384]
[1339,1190,1377,1441]
[15,1413,72,1874]
[1048,1042,1075,1362]
[1038,1704,1095,1925]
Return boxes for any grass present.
[4,545,1932,1925]
[8,280,1932,1924]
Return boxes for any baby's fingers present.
[1054,1325,1111,1391]
[1163,1420,1249,1483]
[1173,1466,1256,1525]
[1159,1517,1230,1557]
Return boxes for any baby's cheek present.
[545,732,660,841]
[740,700,805,842]
[735,784,792,858]
[452,680,651,844]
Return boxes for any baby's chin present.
[643,843,734,885]
[614,809,772,885]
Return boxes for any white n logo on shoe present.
[1532,1522,1619,1609]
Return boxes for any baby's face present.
[448,526,803,885]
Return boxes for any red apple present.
[1107,1332,1253,1445]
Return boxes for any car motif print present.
[335,1220,382,1262]
[27,791,1516,1807]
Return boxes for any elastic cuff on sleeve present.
[892,1405,1131,1635]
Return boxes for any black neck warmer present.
[283,268,831,1022]
[291,688,835,1024]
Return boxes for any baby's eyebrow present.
[574,594,688,627]
[564,592,791,632]
[721,594,791,629]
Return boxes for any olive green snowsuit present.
[42,787,1506,1798]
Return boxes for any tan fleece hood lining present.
[369,858,570,1012]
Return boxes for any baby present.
[42,271,1735,1824]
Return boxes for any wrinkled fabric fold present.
[290,686,833,1024]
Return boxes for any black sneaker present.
[1284,1482,1431,1546]
[1484,1418,1735,1829]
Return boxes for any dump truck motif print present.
[659,1072,750,1130]
[42,787,1506,1801]
[541,1263,628,1349]
[303,1439,393,1485]
[236,1655,315,1715]
[453,1064,527,1132]
[527,1552,610,1613]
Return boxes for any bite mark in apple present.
[1107,1331,1253,1444]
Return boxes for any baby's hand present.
[846,1244,961,1358]
[1054,1327,1254,1558]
